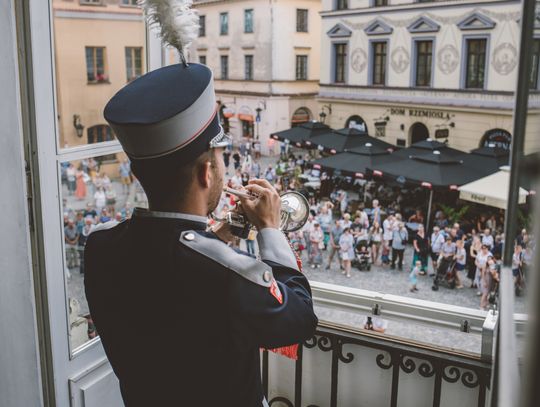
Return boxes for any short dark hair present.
[131,148,214,205]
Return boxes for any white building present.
[318,0,540,153]
[191,0,322,155]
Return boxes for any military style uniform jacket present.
[84,208,318,407]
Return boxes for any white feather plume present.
[138,0,199,64]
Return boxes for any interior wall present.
[0,1,43,406]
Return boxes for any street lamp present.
[73,114,85,138]
[318,104,332,123]
[255,107,262,140]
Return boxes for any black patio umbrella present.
[310,142,396,178]
[391,138,465,160]
[369,149,489,230]
[270,121,331,148]
[465,145,510,173]
[307,127,395,154]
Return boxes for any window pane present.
[415,40,432,87]
[53,1,146,149]
[465,39,486,89]
[61,152,147,350]
[372,42,386,85]
[220,13,228,35]
[244,9,253,33]
[221,55,228,79]
[199,15,206,37]
[245,55,253,80]
[297,9,308,32]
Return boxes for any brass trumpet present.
[213,187,310,238]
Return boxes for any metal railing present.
[263,321,492,407]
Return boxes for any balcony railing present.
[263,321,492,407]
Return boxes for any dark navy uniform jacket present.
[84,208,318,407]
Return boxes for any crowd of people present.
[61,158,136,276]
[61,140,534,311]
[217,142,535,310]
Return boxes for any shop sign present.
[375,121,386,138]
[481,129,512,150]
[435,129,449,139]
[390,107,451,120]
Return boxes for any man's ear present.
[197,161,212,188]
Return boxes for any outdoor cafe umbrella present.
[369,149,488,230]
[465,145,509,174]
[310,142,396,178]
[308,127,395,154]
[458,166,528,209]
[392,138,465,160]
[270,120,331,148]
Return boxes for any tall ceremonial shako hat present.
[104,0,229,161]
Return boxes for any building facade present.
[191,0,322,155]
[53,0,145,174]
[319,0,540,153]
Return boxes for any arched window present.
[480,128,512,150]
[291,107,312,127]
[345,115,368,132]
[409,122,429,144]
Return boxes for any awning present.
[238,114,254,122]
[458,167,529,209]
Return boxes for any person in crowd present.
[337,190,349,215]
[309,221,324,269]
[512,244,523,286]
[356,207,370,229]
[476,215,487,233]
[430,226,445,277]
[222,149,231,175]
[391,222,408,270]
[467,235,482,287]
[412,224,429,274]
[64,219,80,269]
[75,166,87,200]
[408,209,424,225]
[481,228,494,251]
[410,260,421,292]
[302,214,315,256]
[241,171,250,187]
[105,184,117,214]
[317,204,333,249]
[475,244,493,296]
[339,227,354,278]
[251,159,261,179]
[66,163,76,196]
[119,158,132,194]
[492,235,503,260]
[230,169,242,188]
[433,210,448,230]
[516,229,528,248]
[326,219,343,271]
[245,229,256,256]
[232,150,241,170]
[264,165,276,183]
[99,208,112,223]
[437,235,456,278]
[340,213,352,230]
[371,199,382,225]
[480,257,499,310]
[454,239,466,289]
[355,226,370,248]
[382,214,395,266]
[522,245,534,277]
[78,216,94,274]
[369,221,383,266]
[486,215,497,233]
[93,186,106,214]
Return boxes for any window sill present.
[87,80,111,85]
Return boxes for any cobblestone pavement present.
[298,244,526,314]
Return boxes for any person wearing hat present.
[83,2,317,406]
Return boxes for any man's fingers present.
[243,184,267,196]
[248,178,275,191]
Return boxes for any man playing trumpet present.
[84,3,317,405]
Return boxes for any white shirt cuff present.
[257,228,299,272]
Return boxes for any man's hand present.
[238,179,281,230]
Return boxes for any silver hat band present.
[110,76,218,159]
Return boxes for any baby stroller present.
[432,255,457,290]
[353,241,372,271]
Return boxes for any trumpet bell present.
[279,191,310,232]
